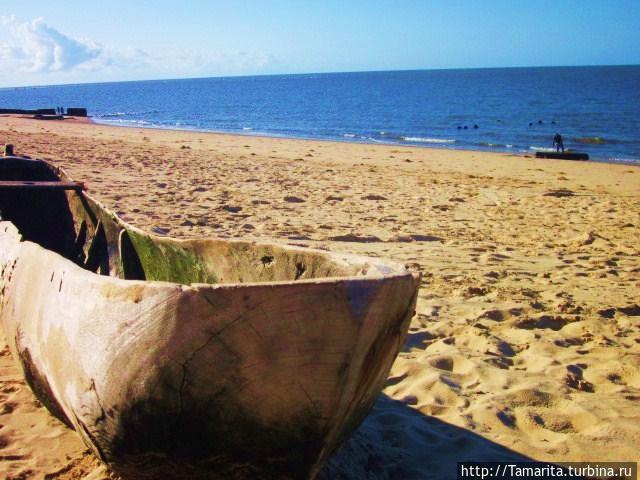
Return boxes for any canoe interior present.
[0,157,372,285]
[0,157,77,256]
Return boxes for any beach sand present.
[1,116,639,479]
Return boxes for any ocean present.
[1,66,639,163]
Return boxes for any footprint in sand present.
[221,205,242,213]
[565,364,594,392]
[362,194,388,201]
[514,315,569,331]
[544,189,575,197]
[553,337,585,347]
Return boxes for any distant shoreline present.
[90,117,640,166]
[1,112,638,166]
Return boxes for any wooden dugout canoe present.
[0,155,420,479]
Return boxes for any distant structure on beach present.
[0,107,87,117]
[66,108,88,116]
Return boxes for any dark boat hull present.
[535,151,589,161]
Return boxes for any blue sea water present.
[1,66,639,163]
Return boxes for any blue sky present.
[0,1,638,87]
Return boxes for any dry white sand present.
[1,117,639,479]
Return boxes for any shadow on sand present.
[319,395,532,480]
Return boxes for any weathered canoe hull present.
[0,157,420,479]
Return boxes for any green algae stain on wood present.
[123,230,218,285]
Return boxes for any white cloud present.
[0,16,281,86]
[0,16,101,72]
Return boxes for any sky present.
[0,0,638,87]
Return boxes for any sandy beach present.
[1,116,639,479]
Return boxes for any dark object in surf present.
[67,108,88,117]
[535,152,589,161]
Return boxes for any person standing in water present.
[553,133,565,152]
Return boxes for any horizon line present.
[1,63,639,90]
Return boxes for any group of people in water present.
[456,122,567,152]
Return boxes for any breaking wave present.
[401,137,455,144]
[97,110,161,118]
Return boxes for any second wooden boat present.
[535,151,589,160]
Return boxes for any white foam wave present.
[98,110,160,118]
[342,133,356,138]
[607,157,640,164]
[98,118,153,126]
[402,136,455,144]
[530,146,554,152]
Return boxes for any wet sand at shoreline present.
[1,117,639,479]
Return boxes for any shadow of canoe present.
[319,395,532,480]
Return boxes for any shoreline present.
[4,113,520,163]
[2,113,637,165]
[1,115,638,200]
[0,116,639,478]
[91,117,640,166]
